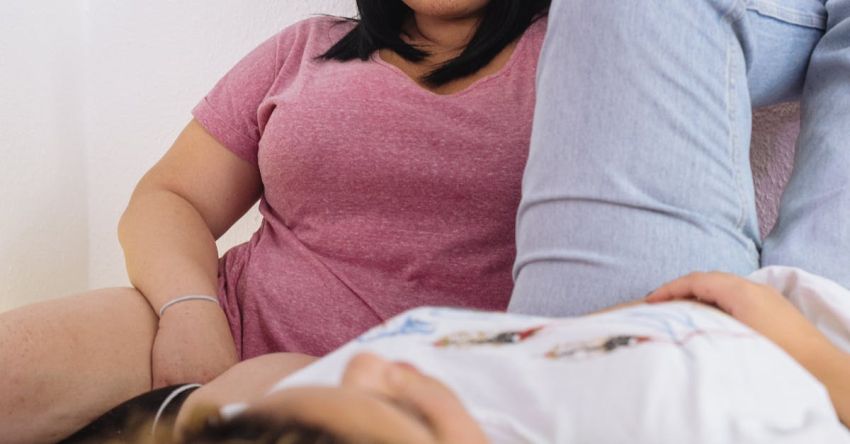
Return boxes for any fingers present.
[151,352,222,389]
[150,316,239,389]
[645,272,753,315]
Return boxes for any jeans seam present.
[721,0,748,23]
[726,33,748,231]
[746,0,827,29]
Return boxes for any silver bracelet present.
[158,295,220,317]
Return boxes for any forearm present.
[803,344,850,428]
[118,188,220,313]
[590,298,646,315]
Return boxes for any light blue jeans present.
[511,0,850,315]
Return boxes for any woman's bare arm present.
[589,298,646,315]
[118,118,262,387]
[804,344,850,427]
[118,119,261,312]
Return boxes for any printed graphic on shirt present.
[544,335,653,359]
[416,304,758,361]
[357,314,435,343]
[545,306,757,360]
[434,326,544,347]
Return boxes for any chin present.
[402,0,490,19]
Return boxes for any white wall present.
[0,0,89,312]
[1,0,353,311]
[83,0,355,290]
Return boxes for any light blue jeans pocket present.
[748,0,827,29]
[511,0,848,316]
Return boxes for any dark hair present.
[180,414,359,444]
[319,0,550,86]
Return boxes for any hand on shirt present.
[645,271,836,374]
[646,271,850,428]
[151,301,239,389]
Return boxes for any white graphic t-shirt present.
[227,267,850,443]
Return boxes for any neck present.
[407,13,481,54]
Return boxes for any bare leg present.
[0,288,157,443]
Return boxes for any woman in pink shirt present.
[0,1,549,442]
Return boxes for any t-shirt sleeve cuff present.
[192,98,260,168]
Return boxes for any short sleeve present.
[192,32,281,167]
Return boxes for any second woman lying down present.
[73,267,850,443]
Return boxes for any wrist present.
[157,300,231,333]
[158,295,220,317]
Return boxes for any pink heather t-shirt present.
[192,16,547,359]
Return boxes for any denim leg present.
[761,0,850,289]
[511,0,825,316]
